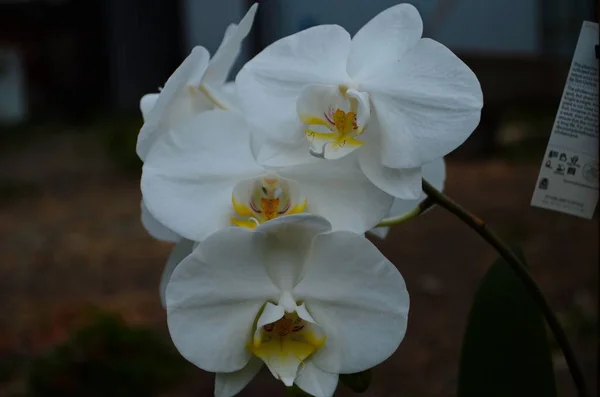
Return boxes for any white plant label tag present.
[531,21,599,219]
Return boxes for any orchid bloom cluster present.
[138,3,482,397]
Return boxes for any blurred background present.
[0,0,597,396]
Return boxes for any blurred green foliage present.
[95,113,143,174]
[27,310,190,397]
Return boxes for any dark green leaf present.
[340,369,372,393]
[457,247,557,397]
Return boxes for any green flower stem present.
[375,196,436,227]
[421,179,589,397]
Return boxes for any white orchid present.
[141,109,394,243]
[166,214,409,397]
[369,157,446,239]
[154,148,427,308]
[137,3,258,242]
[236,3,482,200]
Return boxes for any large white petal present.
[140,200,181,242]
[203,4,258,85]
[141,110,264,242]
[254,134,320,168]
[294,231,409,374]
[214,357,263,397]
[369,157,446,239]
[166,227,279,373]
[137,46,211,160]
[363,38,483,168]
[255,214,332,292]
[347,3,423,81]
[295,362,339,397]
[236,25,352,144]
[279,154,394,234]
[140,94,159,122]
[358,136,422,199]
[159,238,194,309]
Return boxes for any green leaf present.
[340,369,372,393]
[457,247,557,397]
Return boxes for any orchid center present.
[297,84,370,160]
[231,175,307,229]
[251,308,326,386]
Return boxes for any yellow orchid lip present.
[250,310,326,386]
[231,175,307,229]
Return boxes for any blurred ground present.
[0,128,597,397]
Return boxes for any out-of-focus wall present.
[107,0,182,110]
[181,0,250,80]
[260,0,540,54]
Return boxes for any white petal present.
[255,135,319,168]
[367,226,390,239]
[363,38,483,168]
[141,110,264,242]
[140,93,159,122]
[166,227,279,373]
[214,357,264,397]
[368,157,446,238]
[422,156,446,193]
[197,82,238,111]
[382,157,444,217]
[236,25,352,144]
[294,231,409,374]
[140,200,181,242]
[223,23,238,42]
[295,362,338,397]
[221,81,237,96]
[219,81,241,109]
[203,4,258,85]
[358,138,422,199]
[280,155,394,234]
[137,46,211,160]
[159,238,194,309]
[347,3,423,81]
[255,214,332,292]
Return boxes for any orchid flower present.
[369,157,446,239]
[137,3,258,242]
[166,214,409,397]
[235,3,482,200]
[154,157,443,308]
[141,109,394,243]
